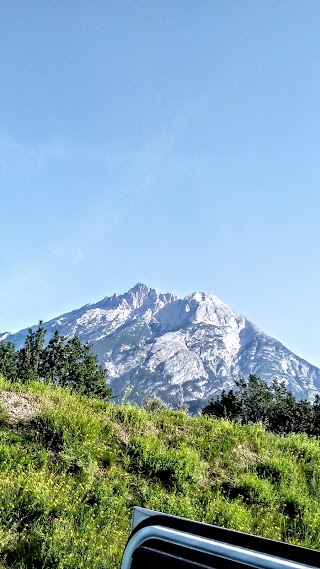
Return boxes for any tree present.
[202,375,273,425]
[202,375,318,436]
[268,380,298,434]
[312,394,320,436]
[39,330,67,384]
[234,375,273,424]
[17,321,46,383]
[39,332,111,399]
[12,323,111,400]
[295,399,314,435]
[0,342,17,382]
[202,389,242,420]
[62,337,111,399]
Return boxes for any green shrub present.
[127,435,205,491]
[222,473,276,507]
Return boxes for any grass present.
[0,376,320,567]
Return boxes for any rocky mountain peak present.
[3,284,320,412]
[128,282,153,295]
[123,283,179,312]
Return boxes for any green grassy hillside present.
[0,376,320,568]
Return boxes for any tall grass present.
[0,378,320,567]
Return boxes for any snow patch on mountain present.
[0,333,10,342]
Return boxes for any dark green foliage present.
[237,376,273,424]
[127,435,204,491]
[311,394,320,436]
[0,341,17,382]
[39,332,111,399]
[0,323,111,400]
[292,399,314,435]
[221,475,276,507]
[202,388,242,420]
[57,336,110,399]
[39,330,67,384]
[202,375,319,436]
[202,376,273,424]
[17,321,46,383]
[267,380,298,434]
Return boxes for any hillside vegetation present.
[202,375,320,435]
[0,377,320,568]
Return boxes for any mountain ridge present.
[2,283,320,412]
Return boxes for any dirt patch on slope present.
[233,443,259,467]
[0,391,42,423]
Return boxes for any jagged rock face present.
[4,283,320,412]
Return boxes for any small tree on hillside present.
[39,330,67,384]
[267,379,298,434]
[0,342,17,382]
[62,336,111,398]
[39,332,111,399]
[17,321,46,383]
[236,375,274,424]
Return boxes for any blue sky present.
[1,1,320,366]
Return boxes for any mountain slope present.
[4,283,320,411]
[2,379,320,566]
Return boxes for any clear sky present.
[1,1,320,366]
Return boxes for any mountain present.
[3,283,320,412]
